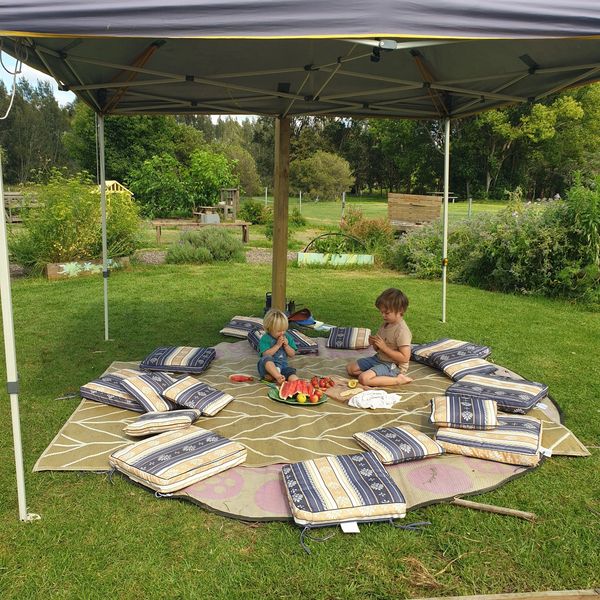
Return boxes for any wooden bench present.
[387,193,441,232]
[3,191,38,223]
[151,219,250,244]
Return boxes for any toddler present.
[257,309,299,385]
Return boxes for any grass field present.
[1,262,599,599]
[139,197,507,251]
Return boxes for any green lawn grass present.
[1,263,598,599]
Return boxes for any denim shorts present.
[257,355,297,379]
[356,355,399,377]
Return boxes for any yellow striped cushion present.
[162,376,234,416]
[435,415,543,466]
[109,428,247,493]
[281,453,406,526]
[326,327,371,350]
[430,395,498,430]
[354,425,444,465]
[123,410,201,437]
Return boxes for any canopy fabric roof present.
[1,1,599,119]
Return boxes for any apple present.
[309,394,319,403]
[315,389,323,398]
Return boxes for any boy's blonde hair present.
[375,288,409,315]
[263,309,289,336]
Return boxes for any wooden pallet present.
[388,192,441,231]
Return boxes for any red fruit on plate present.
[311,376,319,387]
[315,389,323,398]
[319,378,327,388]
[309,394,319,403]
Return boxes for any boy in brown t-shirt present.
[346,288,413,387]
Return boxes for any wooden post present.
[271,116,291,311]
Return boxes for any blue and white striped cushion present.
[435,415,543,466]
[219,316,264,338]
[431,355,497,381]
[80,369,146,412]
[430,395,498,430]
[123,409,201,437]
[162,376,234,416]
[120,372,178,412]
[446,373,548,414]
[109,428,247,493]
[281,452,406,526]
[326,327,371,350]
[354,425,444,465]
[411,339,491,367]
[140,346,216,374]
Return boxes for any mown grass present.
[1,263,598,599]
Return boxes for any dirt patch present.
[246,248,298,264]
[134,250,167,265]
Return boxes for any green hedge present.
[386,179,600,305]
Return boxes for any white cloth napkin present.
[348,390,402,409]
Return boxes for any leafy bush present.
[166,227,246,264]
[289,208,306,227]
[290,151,355,200]
[310,233,365,254]
[9,170,140,274]
[165,243,213,264]
[385,182,600,305]
[128,149,237,217]
[238,199,271,224]
[343,216,395,255]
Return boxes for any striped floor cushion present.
[123,409,201,437]
[326,327,371,350]
[430,395,498,430]
[80,369,146,412]
[120,372,178,412]
[411,339,491,367]
[162,376,234,416]
[219,316,264,338]
[435,415,544,467]
[248,327,319,355]
[109,428,247,493]
[433,356,497,381]
[446,373,548,414]
[281,452,406,526]
[353,425,444,465]
[140,346,216,374]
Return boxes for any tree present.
[0,79,71,183]
[186,149,237,207]
[64,102,203,184]
[290,150,354,200]
[217,143,262,197]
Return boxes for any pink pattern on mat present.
[190,469,244,500]
[407,464,473,494]
[255,480,290,514]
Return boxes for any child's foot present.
[263,374,275,383]
[396,373,413,385]
[275,375,286,385]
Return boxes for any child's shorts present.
[357,355,399,377]
[257,356,297,379]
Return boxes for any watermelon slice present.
[278,379,313,400]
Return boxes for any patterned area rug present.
[34,339,589,520]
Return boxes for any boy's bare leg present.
[287,373,299,382]
[265,362,285,385]
[359,370,413,387]
[346,362,362,377]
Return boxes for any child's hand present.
[370,334,385,350]
[277,334,286,347]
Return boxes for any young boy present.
[346,288,413,387]
[257,309,299,385]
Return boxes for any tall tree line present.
[1,77,599,199]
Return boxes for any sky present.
[1,53,76,106]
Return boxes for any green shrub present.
[385,186,600,305]
[238,199,271,224]
[166,227,246,264]
[343,216,395,255]
[165,243,213,264]
[289,207,306,227]
[310,233,365,254]
[9,170,140,274]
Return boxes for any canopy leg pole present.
[441,117,451,323]
[271,116,291,311]
[0,152,37,522]
[97,114,110,340]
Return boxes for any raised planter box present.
[45,257,131,281]
[297,252,374,267]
